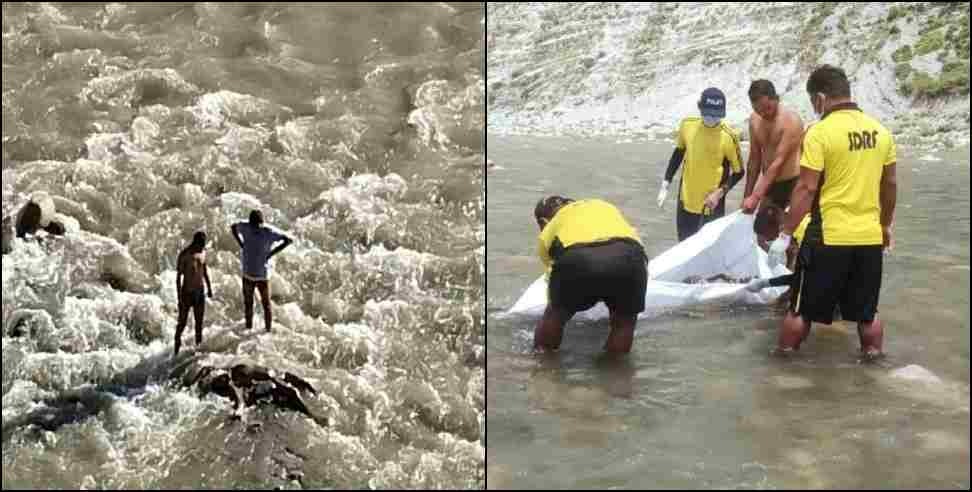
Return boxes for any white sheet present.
[504,211,791,320]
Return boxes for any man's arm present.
[881,162,897,248]
[744,118,763,199]
[666,120,689,182]
[720,158,745,195]
[268,234,293,261]
[176,251,184,295]
[537,220,556,275]
[706,138,744,210]
[204,261,213,297]
[783,167,821,235]
[715,131,745,197]
[664,147,686,183]
[230,223,244,249]
[538,236,552,272]
[751,120,803,201]
[880,163,897,228]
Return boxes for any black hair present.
[249,210,264,226]
[534,196,574,225]
[748,80,778,102]
[192,231,207,248]
[806,65,851,98]
[754,205,782,238]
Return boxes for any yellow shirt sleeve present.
[538,234,552,271]
[800,128,826,172]
[538,212,559,271]
[676,120,687,150]
[885,134,898,167]
[725,128,743,174]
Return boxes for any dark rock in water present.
[15,202,43,239]
[15,193,58,239]
[1,388,117,442]
[81,69,200,111]
[6,195,67,255]
[1,216,12,255]
[174,362,324,425]
[43,221,66,236]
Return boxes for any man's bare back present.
[179,249,207,293]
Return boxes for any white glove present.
[768,233,792,268]
[746,278,771,293]
[703,188,725,212]
[657,181,670,209]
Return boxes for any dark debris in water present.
[175,361,327,428]
[1,386,117,443]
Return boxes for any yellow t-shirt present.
[676,118,743,214]
[800,104,896,246]
[537,199,641,272]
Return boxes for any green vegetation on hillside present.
[892,45,913,63]
[902,62,970,98]
[915,29,945,56]
[894,63,912,81]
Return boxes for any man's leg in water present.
[858,316,884,358]
[776,311,811,354]
[257,281,272,332]
[174,295,190,357]
[242,278,255,330]
[193,294,205,347]
[534,305,571,352]
[846,246,885,359]
[605,312,636,354]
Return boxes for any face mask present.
[702,116,722,128]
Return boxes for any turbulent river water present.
[2,3,485,489]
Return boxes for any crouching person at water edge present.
[533,196,648,355]
[768,65,897,360]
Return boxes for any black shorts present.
[789,243,883,325]
[549,239,648,317]
[676,199,726,243]
[767,177,798,209]
[181,288,206,309]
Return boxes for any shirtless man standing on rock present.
[741,80,805,214]
[175,231,213,358]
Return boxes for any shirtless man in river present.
[741,80,805,214]
[175,231,213,357]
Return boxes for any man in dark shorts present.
[741,80,805,214]
[533,196,648,354]
[767,65,897,360]
[230,210,293,333]
[175,231,213,357]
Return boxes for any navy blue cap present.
[699,88,727,118]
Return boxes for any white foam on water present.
[889,365,943,385]
[2,4,484,487]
